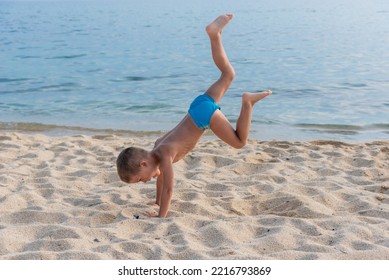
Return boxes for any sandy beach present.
[0,132,388,260]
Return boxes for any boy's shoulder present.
[152,142,175,161]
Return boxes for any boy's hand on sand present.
[144,211,159,218]
[145,201,160,217]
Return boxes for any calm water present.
[1,0,389,141]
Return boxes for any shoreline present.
[0,121,165,138]
[1,121,388,143]
[0,132,388,259]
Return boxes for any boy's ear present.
[140,160,148,167]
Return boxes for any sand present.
[0,132,388,260]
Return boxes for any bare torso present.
[152,114,204,163]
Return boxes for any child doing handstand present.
[117,14,271,218]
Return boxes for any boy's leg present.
[205,14,235,103]
[205,15,271,148]
[210,91,272,149]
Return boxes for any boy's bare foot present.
[242,90,272,107]
[206,14,234,37]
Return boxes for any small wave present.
[296,123,362,131]
[297,123,389,130]
[0,78,30,83]
[15,55,41,59]
[110,74,184,83]
[124,104,170,111]
[296,123,360,136]
[340,82,368,88]
[124,76,149,81]
[38,82,79,90]
[368,123,389,130]
[0,82,80,95]
[46,54,87,60]
[296,123,389,136]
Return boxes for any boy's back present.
[152,114,204,164]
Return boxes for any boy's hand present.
[144,211,159,218]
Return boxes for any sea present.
[1,0,388,141]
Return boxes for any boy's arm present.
[155,173,163,206]
[157,159,174,218]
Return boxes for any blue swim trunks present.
[188,94,220,130]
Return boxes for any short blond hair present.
[116,147,148,183]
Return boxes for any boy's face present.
[130,161,160,184]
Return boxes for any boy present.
[117,14,271,218]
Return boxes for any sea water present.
[1,0,388,141]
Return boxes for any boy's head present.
[116,147,160,184]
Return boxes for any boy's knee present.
[233,140,246,149]
[228,67,235,80]
[222,67,235,81]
